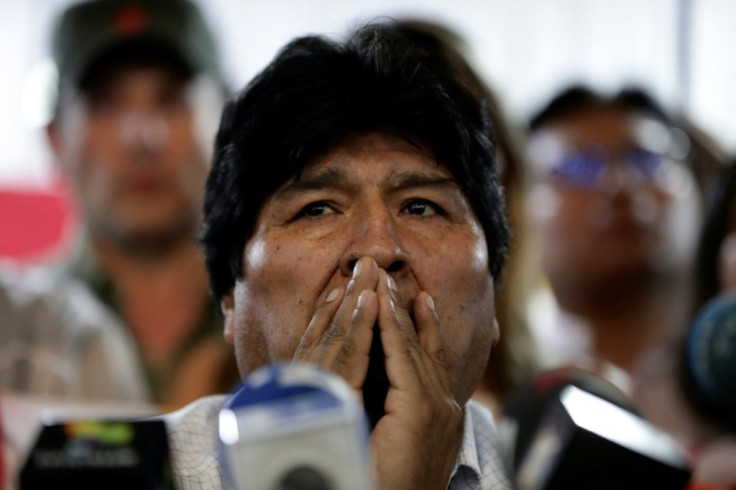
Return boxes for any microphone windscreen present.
[217,363,373,490]
[682,293,736,431]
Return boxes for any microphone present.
[19,418,172,489]
[217,363,373,490]
[681,293,736,432]
[499,367,639,474]
[499,368,692,489]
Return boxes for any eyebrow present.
[386,171,460,192]
[274,166,461,199]
[275,167,350,198]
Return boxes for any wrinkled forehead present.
[302,132,442,172]
[544,106,636,145]
[274,132,460,196]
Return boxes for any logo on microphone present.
[33,421,139,470]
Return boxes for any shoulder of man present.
[1,263,121,343]
[163,394,228,489]
[161,396,511,490]
[456,400,512,490]
[0,263,149,401]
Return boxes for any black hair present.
[201,25,509,302]
[529,85,671,132]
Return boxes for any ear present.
[45,120,67,172]
[491,318,501,346]
[220,291,236,344]
[46,121,61,157]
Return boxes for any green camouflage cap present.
[52,0,221,91]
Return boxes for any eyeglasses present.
[528,119,692,194]
[549,145,675,190]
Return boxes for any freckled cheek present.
[425,235,494,316]
[234,273,305,365]
[245,241,299,312]
[430,232,489,278]
[438,278,495,331]
[469,234,491,271]
[245,235,340,316]
[436,275,495,403]
[244,238,268,270]
[247,236,323,271]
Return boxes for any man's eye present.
[296,201,335,219]
[402,199,442,216]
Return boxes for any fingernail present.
[387,275,397,292]
[353,259,364,276]
[326,287,340,303]
[357,290,367,308]
[380,270,390,290]
[426,294,435,311]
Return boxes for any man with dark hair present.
[42,0,239,405]
[525,85,701,376]
[165,25,511,489]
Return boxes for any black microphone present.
[500,367,638,474]
[680,293,736,432]
[499,368,692,489]
[19,418,172,490]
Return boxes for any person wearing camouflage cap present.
[45,0,239,406]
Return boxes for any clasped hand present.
[293,256,465,490]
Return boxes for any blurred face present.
[526,105,700,297]
[50,65,219,250]
[222,132,498,404]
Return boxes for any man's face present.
[50,65,216,250]
[526,106,700,297]
[222,132,498,405]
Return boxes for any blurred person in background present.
[47,0,241,406]
[0,266,147,401]
[524,85,703,383]
[0,0,239,407]
[634,159,736,489]
[383,19,541,414]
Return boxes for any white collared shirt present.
[164,395,511,489]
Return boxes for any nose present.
[588,160,661,228]
[118,111,169,156]
[339,206,409,277]
[598,157,651,196]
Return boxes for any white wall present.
[1,0,734,186]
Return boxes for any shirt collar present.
[451,403,482,483]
